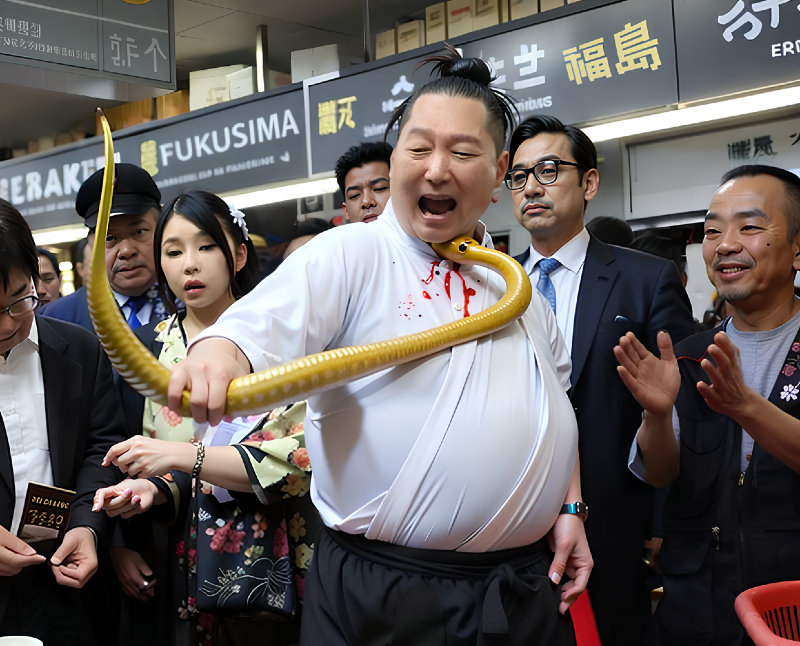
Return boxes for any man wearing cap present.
[41,163,168,333]
[40,164,168,638]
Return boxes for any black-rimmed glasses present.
[504,160,583,190]
[0,295,40,318]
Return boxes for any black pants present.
[0,564,101,646]
[300,527,576,646]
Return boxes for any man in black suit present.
[0,199,126,644]
[42,163,168,333]
[507,115,695,645]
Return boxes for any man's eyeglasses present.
[0,295,40,318]
[504,160,583,190]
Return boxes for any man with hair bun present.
[335,142,393,224]
[160,47,590,644]
[617,165,800,645]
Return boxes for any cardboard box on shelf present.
[510,0,538,19]
[540,0,564,10]
[291,44,341,83]
[189,64,247,111]
[426,3,448,43]
[157,90,190,119]
[376,28,397,59]
[474,0,500,30]
[447,0,474,38]
[397,21,425,53]
[227,66,257,100]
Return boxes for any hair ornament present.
[229,204,249,241]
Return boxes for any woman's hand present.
[93,478,166,518]
[102,436,195,479]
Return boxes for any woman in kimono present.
[98,190,317,646]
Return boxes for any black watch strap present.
[560,502,589,522]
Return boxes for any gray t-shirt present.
[629,304,800,481]
[727,304,800,470]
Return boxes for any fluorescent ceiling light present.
[59,261,73,271]
[33,226,87,246]
[225,178,339,210]
[583,85,800,143]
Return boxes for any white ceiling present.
[0,0,431,151]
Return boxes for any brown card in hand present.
[17,482,75,545]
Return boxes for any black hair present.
[75,235,92,264]
[296,217,334,238]
[335,142,393,196]
[508,115,597,186]
[630,231,686,274]
[585,216,634,247]
[154,190,260,315]
[384,43,518,156]
[36,247,61,277]
[720,165,800,240]
[0,199,39,291]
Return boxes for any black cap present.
[76,163,161,228]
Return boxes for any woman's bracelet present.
[191,442,205,480]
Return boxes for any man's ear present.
[583,168,600,203]
[495,150,509,187]
[342,203,350,223]
[792,233,800,273]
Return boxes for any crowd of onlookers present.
[1,83,798,646]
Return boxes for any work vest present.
[655,323,800,645]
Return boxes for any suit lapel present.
[570,236,618,390]
[0,413,14,506]
[37,317,81,487]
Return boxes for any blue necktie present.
[124,294,149,330]
[536,257,561,315]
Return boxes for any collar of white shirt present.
[526,228,590,276]
[380,198,494,257]
[0,317,39,367]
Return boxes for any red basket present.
[735,582,800,645]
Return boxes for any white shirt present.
[194,199,578,552]
[0,319,54,534]
[523,228,591,356]
[113,290,153,327]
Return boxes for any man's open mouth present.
[419,196,457,217]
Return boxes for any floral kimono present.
[143,316,318,645]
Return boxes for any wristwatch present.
[560,502,589,522]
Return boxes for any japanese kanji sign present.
[674,0,800,102]
[0,0,173,86]
[308,0,676,175]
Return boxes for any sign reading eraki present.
[0,0,173,85]
[674,0,800,103]
[308,0,677,175]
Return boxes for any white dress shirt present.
[113,289,153,327]
[194,198,578,552]
[523,228,591,356]
[0,319,54,534]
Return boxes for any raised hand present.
[697,331,753,419]
[614,331,681,418]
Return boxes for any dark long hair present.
[154,190,260,314]
[384,43,518,155]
